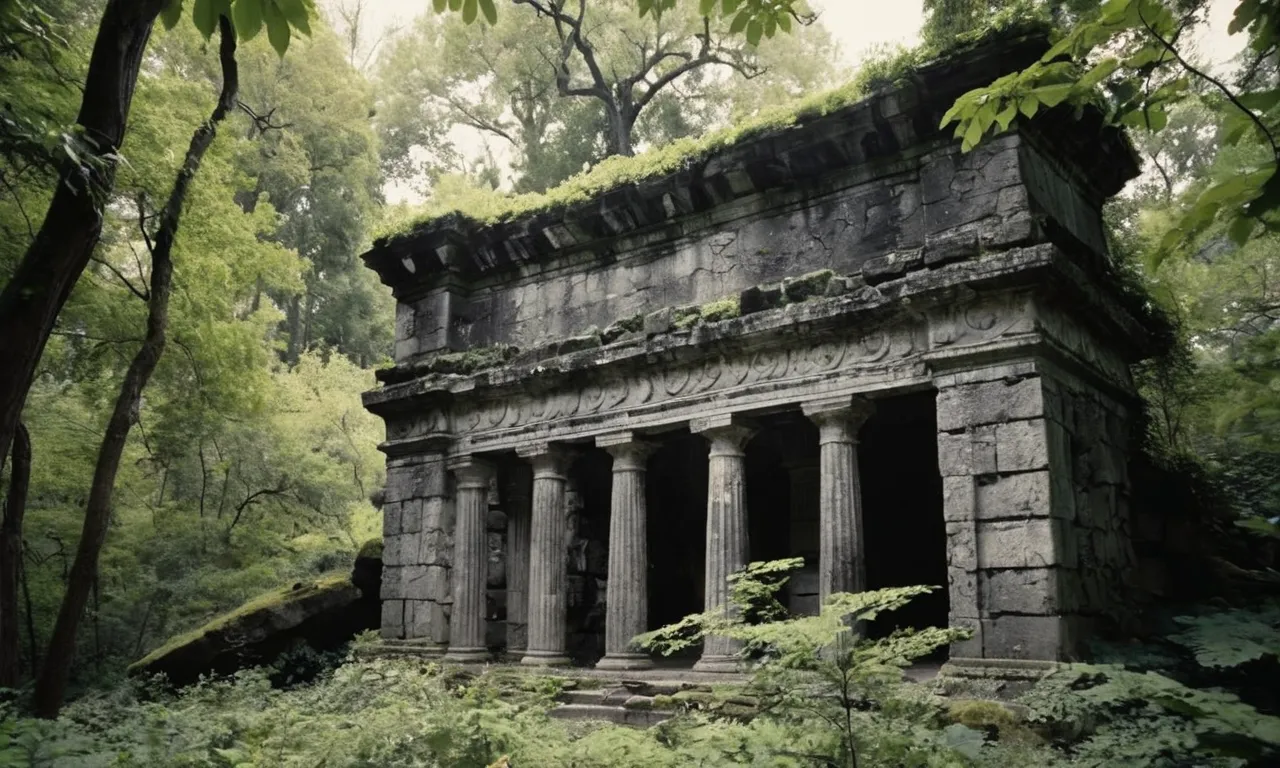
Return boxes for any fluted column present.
[803,398,874,604]
[444,457,494,662]
[502,462,533,653]
[596,434,657,670]
[518,444,572,666]
[692,416,756,673]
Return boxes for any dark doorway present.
[860,390,949,641]
[646,432,708,637]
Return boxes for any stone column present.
[596,434,657,670]
[518,445,572,666]
[803,398,874,604]
[444,457,493,662]
[502,462,533,654]
[692,416,755,673]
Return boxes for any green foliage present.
[1167,606,1280,669]
[1020,663,1280,766]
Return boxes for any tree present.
[378,0,838,193]
[31,10,243,720]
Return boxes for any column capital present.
[691,415,756,456]
[597,432,658,470]
[517,443,573,479]
[803,397,874,444]
[447,456,494,490]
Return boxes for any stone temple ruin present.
[360,33,1158,676]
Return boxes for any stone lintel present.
[379,433,456,459]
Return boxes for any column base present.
[442,646,491,663]
[594,653,653,671]
[691,654,741,673]
[520,650,572,666]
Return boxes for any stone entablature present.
[362,33,1159,671]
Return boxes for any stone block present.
[406,599,449,642]
[980,615,1080,660]
[975,471,1053,520]
[922,232,981,267]
[382,503,402,537]
[942,476,975,521]
[384,458,448,503]
[381,600,405,639]
[789,568,820,596]
[423,497,452,533]
[936,376,1045,432]
[790,594,820,616]
[937,434,973,478]
[946,521,977,571]
[995,419,1049,473]
[980,568,1062,615]
[400,498,424,534]
[977,519,1064,569]
[418,528,451,566]
[947,615,983,658]
[972,426,998,475]
[382,534,406,567]
[644,307,675,336]
[861,249,924,285]
[381,566,405,600]
[948,566,978,614]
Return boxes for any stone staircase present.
[548,679,720,728]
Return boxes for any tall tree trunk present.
[1,422,31,688]
[0,0,165,477]
[32,17,239,719]
[603,103,634,157]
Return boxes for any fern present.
[1168,607,1280,669]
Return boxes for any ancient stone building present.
[361,34,1158,673]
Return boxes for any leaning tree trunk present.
[0,422,31,688]
[32,17,239,719]
[0,0,165,476]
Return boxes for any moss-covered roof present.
[373,20,1056,246]
[363,22,1065,294]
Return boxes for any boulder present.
[130,543,383,686]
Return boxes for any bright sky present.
[335,0,1248,202]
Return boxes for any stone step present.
[549,703,670,728]
[559,689,607,705]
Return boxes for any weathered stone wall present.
[937,351,1139,661]
[379,453,454,647]
[393,136,1033,359]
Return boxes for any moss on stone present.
[427,345,518,375]
[672,306,703,330]
[700,296,741,323]
[129,572,354,673]
[374,17,1051,244]
[948,699,1044,746]
[357,539,383,560]
[783,269,835,303]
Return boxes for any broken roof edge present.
[363,23,1136,294]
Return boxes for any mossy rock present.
[783,269,835,303]
[427,345,519,375]
[129,572,377,687]
[947,699,1044,746]
[700,297,741,323]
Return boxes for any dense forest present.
[0,0,1278,766]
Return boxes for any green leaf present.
[961,119,983,152]
[1079,57,1119,89]
[777,12,791,33]
[193,0,217,38]
[478,0,496,24]
[994,103,1018,131]
[730,9,749,35]
[449,0,462,11]
[264,0,290,56]
[433,0,447,12]
[161,0,184,30]
[1238,89,1280,113]
[279,0,310,35]
[1030,83,1073,108]
[699,0,715,15]
[1019,97,1039,119]
[722,0,740,14]
[232,0,262,41]
[745,19,762,46]
[462,0,477,24]
[764,14,776,38]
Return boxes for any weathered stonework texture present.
[362,32,1162,667]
